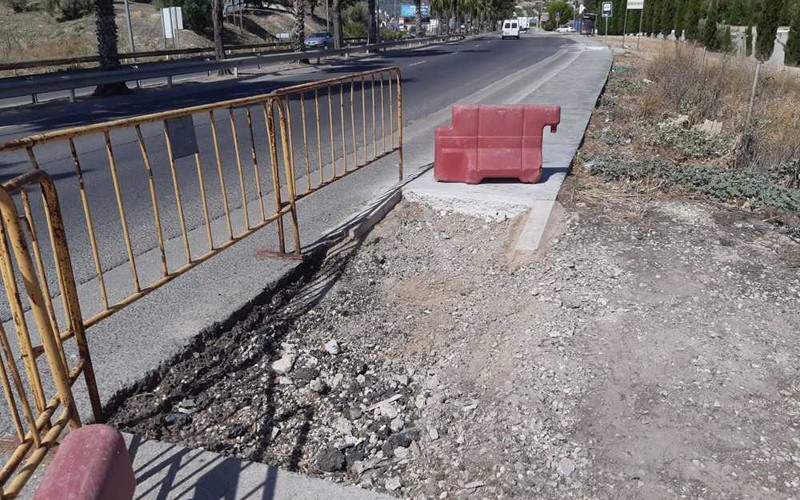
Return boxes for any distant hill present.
[0,1,325,70]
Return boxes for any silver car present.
[305,32,333,48]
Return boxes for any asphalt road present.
[0,34,572,319]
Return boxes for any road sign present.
[556,11,561,21]
[160,7,183,40]
[400,4,429,17]
[627,0,644,9]
[602,2,612,17]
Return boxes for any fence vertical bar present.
[134,126,169,278]
[380,72,386,154]
[162,125,193,264]
[371,74,377,159]
[388,71,395,150]
[264,100,286,253]
[208,111,234,240]
[0,320,41,449]
[38,175,103,422]
[0,345,25,443]
[229,109,251,231]
[339,83,347,173]
[245,107,267,222]
[67,139,110,310]
[0,221,46,413]
[349,78,358,168]
[300,94,312,193]
[315,89,324,187]
[361,75,368,166]
[104,131,141,291]
[18,189,62,355]
[193,153,214,251]
[276,99,302,255]
[327,84,336,178]
[396,70,403,180]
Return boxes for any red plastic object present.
[434,104,561,184]
[34,424,135,500]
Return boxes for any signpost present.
[626,0,645,49]
[602,2,611,43]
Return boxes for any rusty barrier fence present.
[0,66,402,497]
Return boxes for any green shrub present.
[343,21,367,38]
[47,0,91,20]
[588,156,800,213]
[648,121,729,158]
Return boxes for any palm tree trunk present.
[292,0,309,63]
[93,0,129,96]
[212,0,225,62]
[332,0,342,48]
[415,0,422,30]
[368,0,378,44]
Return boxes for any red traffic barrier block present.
[434,104,561,184]
[34,424,135,500]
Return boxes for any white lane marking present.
[409,60,427,66]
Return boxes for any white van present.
[502,19,520,40]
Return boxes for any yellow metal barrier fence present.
[0,66,402,496]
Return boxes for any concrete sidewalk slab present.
[402,169,566,220]
[403,42,611,253]
[124,434,391,500]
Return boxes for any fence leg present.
[68,89,76,103]
[32,94,38,104]
[234,67,239,78]
[167,76,173,88]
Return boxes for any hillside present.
[0,1,325,68]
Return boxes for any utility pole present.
[622,0,629,48]
[326,0,330,32]
[637,2,644,49]
[123,0,135,53]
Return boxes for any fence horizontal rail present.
[0,36,461,103]
[0,65,402,495]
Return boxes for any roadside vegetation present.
[578,41,800,237]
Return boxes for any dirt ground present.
[111,183,800,498]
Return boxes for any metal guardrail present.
[0,66,402,496]
[0,41,294,74]
[0,35,459,104]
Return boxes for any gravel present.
[110,187,800,498]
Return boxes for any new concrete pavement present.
[2,33,611,498]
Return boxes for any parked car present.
[556,25,575,33]
[502,19,520,40]
[305,32,333,48]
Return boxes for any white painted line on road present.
[409,60,427,66]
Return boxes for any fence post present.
[745,61,762,131]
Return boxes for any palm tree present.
[415,0,422,30]
[292,0,307,52]
[212,0,225,63]
[430,0,448,33]
[368,0,378,43]
[332,0,342,47]
[93,0,129,96]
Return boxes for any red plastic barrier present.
[434,104,561,184]
[34,424,135,500]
